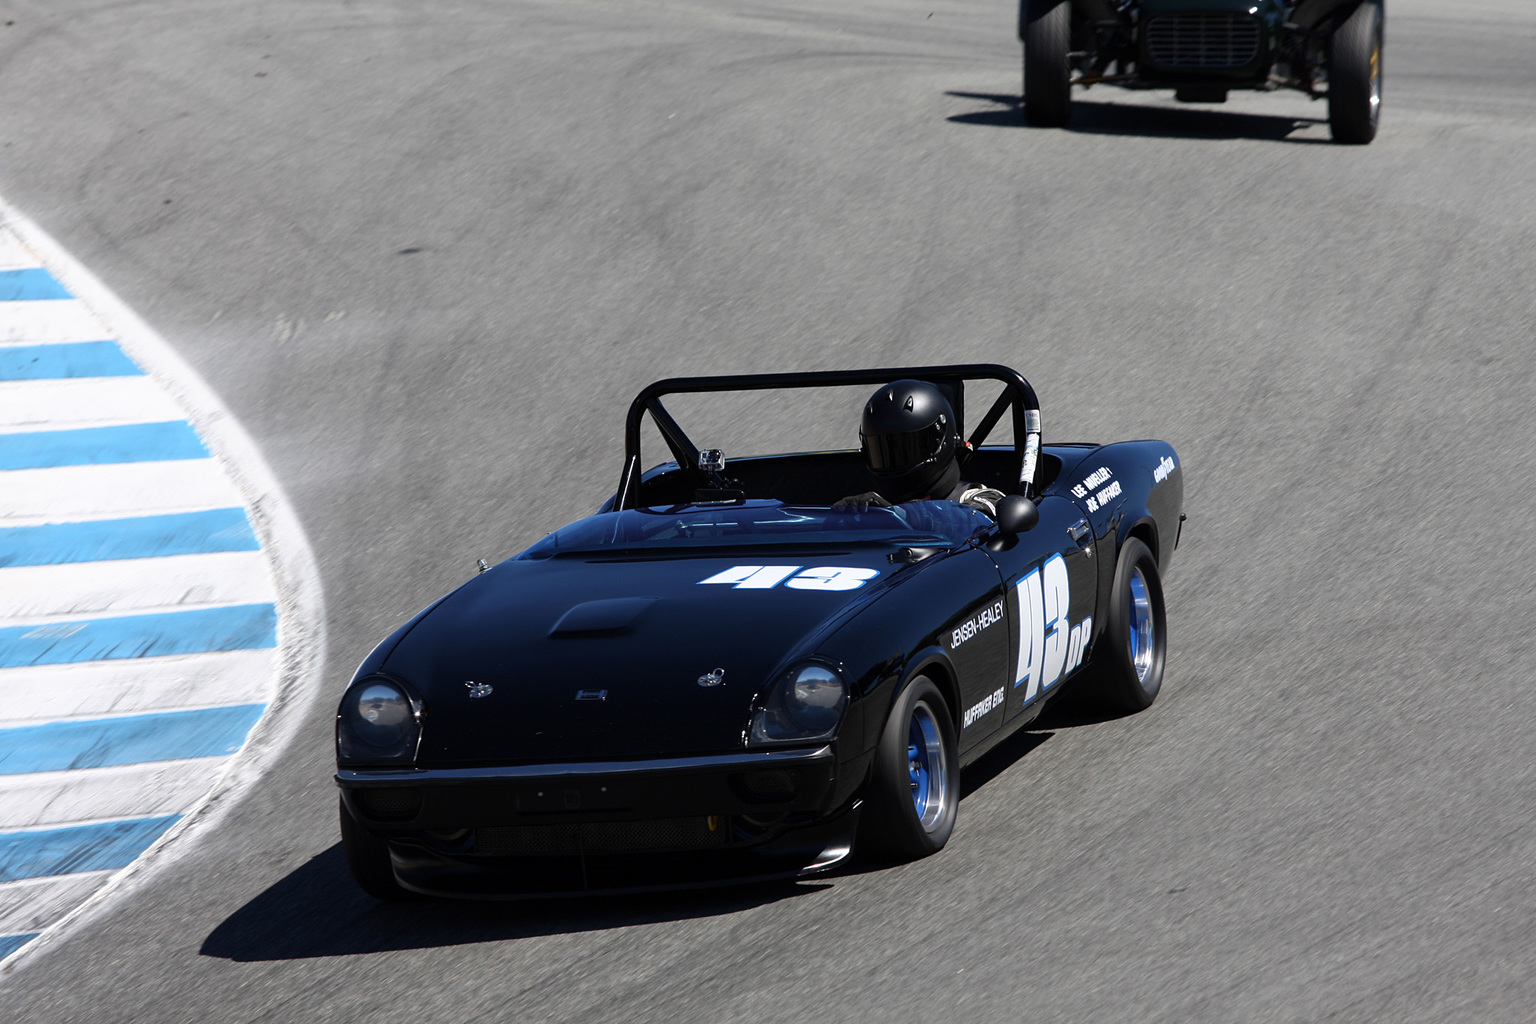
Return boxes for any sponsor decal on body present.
[949,599,1005,650]
[1014,554,1091,702]
[1070,467,1112,499]
[1071,466,1123,513]
[1154,455,1177,483]
[1084,480,1121,513]
[963,686,1006,729]
[697,565,880,591]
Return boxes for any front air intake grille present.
[355,787,421,821]
[475,817,731,856]
[730,769,804,804]
[1144,13,1262,70]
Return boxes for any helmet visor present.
[862,421,947,475]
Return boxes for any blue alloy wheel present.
[858,676,959,860]
[907,702,948,830]
[1080,536,1164,713]
[1128,566,1155,683]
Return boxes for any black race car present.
[335,365,1185,899]
[1020,0,1384,143]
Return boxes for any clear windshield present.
[517,499,992,557]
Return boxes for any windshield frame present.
[517,499,994,559]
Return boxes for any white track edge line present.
[0,198,328,977]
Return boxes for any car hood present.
[381,549,901,764]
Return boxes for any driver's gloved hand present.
[833,492,892,509]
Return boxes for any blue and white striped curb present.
[0,207,325,968]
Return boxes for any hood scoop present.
[548,597,658,637]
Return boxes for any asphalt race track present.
[2,0,1535,1019]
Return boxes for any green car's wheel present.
[1329,2,1383,144]
[1022,0,1073,128]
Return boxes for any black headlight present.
[336,675,422,763]
[749,661,849,745]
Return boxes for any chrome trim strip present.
[337,745,834,786]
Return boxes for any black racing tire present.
[1329,2,1383,145]
[1021,0,1072,128]
[1080,537,1166,713]
[858,676,960,861]
[339,797,419,901]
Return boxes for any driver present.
[836,380,1005,516]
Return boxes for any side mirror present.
[994,495,1039,536]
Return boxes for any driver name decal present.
[1071,467,1112,499]
[698,565,880,591]
[1084,480,1121,513]
[1071,466,1123,513]
[1014,554,1091,701]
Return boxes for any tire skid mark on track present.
[0,204,325,970]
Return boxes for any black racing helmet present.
[860,380,960,500]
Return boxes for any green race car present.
[1019,0,1384,143]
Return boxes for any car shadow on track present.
[823,696,1131,876]
[201,702,1125,961]
[953,692,1135,803]
[201,846,829,961]
[946,91,1331,143]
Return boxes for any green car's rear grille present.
[1144,13,1262,70]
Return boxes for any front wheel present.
[1329,1,1383,144]
[858,677,960,861]
[1021,0,1072,127]
[1080,537,1166,713]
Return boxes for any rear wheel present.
[339,797,418,901]
[1080,538,1166,713]
[1329,2,1383,144]
[1021,0,1072,127]
[859,677,960,860]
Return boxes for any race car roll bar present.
[615,364,1043,510]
